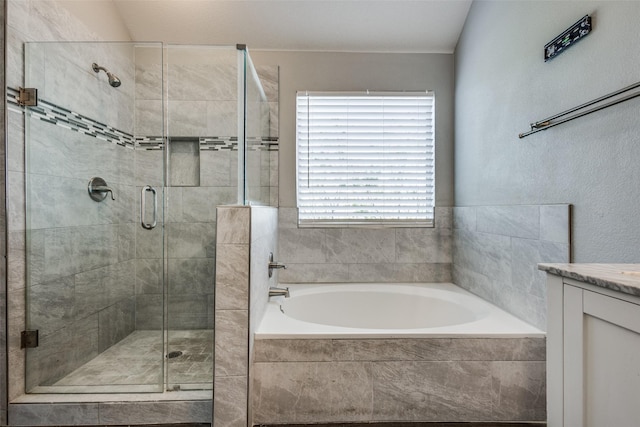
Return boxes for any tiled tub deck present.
[252,337,546,424]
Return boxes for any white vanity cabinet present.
[544,265,640,427]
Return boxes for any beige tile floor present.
[51,329,213,392]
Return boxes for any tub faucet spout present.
[269,286,290,298]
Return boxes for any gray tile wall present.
[215,206,250,427]
[0,0,6,422]
[248,207,278,426]
[214,206,278,427]
[9,400,212,425]
[252,337,546,423]
[24,42,135,132]
[452,204,571,330]
[248,207,279,346]
[277,207,452,283]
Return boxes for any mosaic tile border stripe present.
[200,136,238,151]
[137,136,279,152]
[7,86,280,152]
[7,87,135,149]
[136,136,165,151]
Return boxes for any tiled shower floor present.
[45,330,213,393]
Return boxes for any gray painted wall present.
[455,1,640,262]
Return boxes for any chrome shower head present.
[108,73,121,88]
[92,62,121,88]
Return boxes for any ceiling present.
[112,0,473,53]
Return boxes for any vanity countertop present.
[538,263,640,298]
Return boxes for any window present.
[296,91,435,227]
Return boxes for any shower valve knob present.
[88,177,115,202]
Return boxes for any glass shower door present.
[161,45,273,391]
[163,45,240,391]
[23,42,166,393]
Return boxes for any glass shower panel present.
[164,45,238,391]
[24,42,165,393]
[242,51,273,205]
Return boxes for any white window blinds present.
[296,91,435,227]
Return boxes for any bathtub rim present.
[255,282,545,339]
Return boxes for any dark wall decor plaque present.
[544,15,592,62]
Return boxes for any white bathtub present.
[255,282,544,339]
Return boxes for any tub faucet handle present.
[268,252,286,278]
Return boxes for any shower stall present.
[20,41,276,394]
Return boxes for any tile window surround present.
[277,207,453,284]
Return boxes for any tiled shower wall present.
[278,207,452,283]
[452,204,571,330]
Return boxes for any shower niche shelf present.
[169,137,200,187]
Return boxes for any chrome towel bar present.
[519,80,640,138]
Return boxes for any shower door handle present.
[141,185,158,230]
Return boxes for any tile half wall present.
[252,337,546,423]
